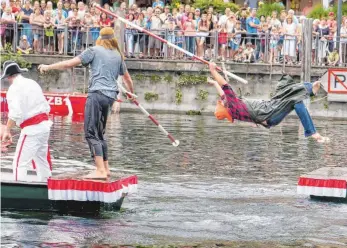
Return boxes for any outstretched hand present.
[207,77,217,85]
[38,64,50,74]
[1,129,12,143]
[209,62,217,72]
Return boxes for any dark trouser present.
[84,92,115,161]
[267,83,316,137]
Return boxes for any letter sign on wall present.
[328,69,347,94]
[46,96,64,105]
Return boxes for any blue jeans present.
[21,23,33,46]
[267,83,316,137]
[185,36,195,55]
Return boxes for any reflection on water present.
[1,113,347,246]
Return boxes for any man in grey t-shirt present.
[38,27,135,180]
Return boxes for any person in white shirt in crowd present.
[269,10,281,29]
[340,18,347,65]
[159,5,170,23]
[53,1,67,18]
[1,61,53,182]
[218,7,231,26]
[1,6,16,46]
[148,7,163,58]
[285,9,298,25]
[194,8,201,27]
[45,1,53,17]
[77,1,85,21]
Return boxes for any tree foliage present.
[193,0,239,13]
[256,3,285,18]
[308,3,347,19]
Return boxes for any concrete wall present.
[1,55,346,119]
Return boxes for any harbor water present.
[1,113,347,247]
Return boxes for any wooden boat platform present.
[297,167,347,200]
[1,168,138,215]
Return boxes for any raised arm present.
[38,57,82,73]
[209,62,228,86]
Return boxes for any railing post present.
[214,30,218,60]
[164,28,168,59]
[264,32,269,63]
[314,35,319,66]
[13,22,18,53]
[301,18,313,110]
[64,25,68,55]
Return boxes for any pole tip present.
[172,140,180,147]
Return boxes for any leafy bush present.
[144,92,159,102]
[332,3,347,17]
[193,0,239,13]
[256,3,285,18]
[170,0,181,9]
[308,3,347,19]
[307,4,329,19]
[0,43,32,69]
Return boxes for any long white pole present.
[93,3,248,84]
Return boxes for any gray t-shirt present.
[79,45,127,99]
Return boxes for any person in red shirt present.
[10,0,20,15]
[327,12,337,32]
[100,12,110,27]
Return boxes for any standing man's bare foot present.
[83,170,108,180]
[311,133,330,143]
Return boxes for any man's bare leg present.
[84,156,107,179]
[104,160,111,177]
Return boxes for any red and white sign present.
[0,91,87,116]
[297,177,347,198]
[328,69,347,94]
[47,175,138,203]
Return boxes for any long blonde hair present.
[96,27,124,59]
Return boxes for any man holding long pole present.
[38,27,135,180]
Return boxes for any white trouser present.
[12,131,52,182]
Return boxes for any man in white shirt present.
[1,61,53,182]
[218,8,231,26]
[149,7,163,58]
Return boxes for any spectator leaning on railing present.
[19,0,33,45]
[0,0,346,67]
[246,8,260,46]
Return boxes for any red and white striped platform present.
[297,167,347,198]
[48,174,138,203]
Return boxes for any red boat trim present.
[298,177,347,189]
[47,175,138,192]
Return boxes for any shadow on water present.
[1,113,347,246]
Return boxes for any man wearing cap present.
[17,35,32,54]
[38,27,135,180]
[152,0,164,9]
[159,5,170,23]
[1,61,53,182]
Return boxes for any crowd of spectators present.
[0,0,346,66]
